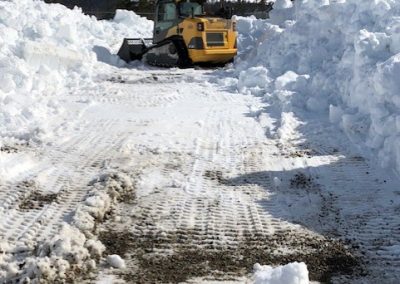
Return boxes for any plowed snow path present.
[1,68,399,283]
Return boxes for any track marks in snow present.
[319,156,400,282]
[0,132,130,281]
[271,117,400,282]
[97,83,359,282]
[1,68,397,283]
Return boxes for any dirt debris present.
[99,228,363,283]
[290,172,316,189]
[99,230,134,257]
[19,191,59,210]
[203,170,227,184]
[0,145,19,153]
[288,149,314,158]
[16,181,59,210]
[0,141,30,153]
[350,156,365,162]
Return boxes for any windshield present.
[178,1,203,17]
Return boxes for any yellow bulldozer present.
[117,0,237,67]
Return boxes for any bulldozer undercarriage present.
[144,39,191,68]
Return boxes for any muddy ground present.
[99,227,363,283]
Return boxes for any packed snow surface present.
[236,0,400,174]
[253,262,309,284]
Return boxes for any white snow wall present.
[0,0,152,143]
[236,0,400,174]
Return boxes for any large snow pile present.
[236,0,400,173]
[253,262,309,284]
[0,0,152,143]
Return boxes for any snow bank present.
[0,0,152,143]
[253,262,309,284]
[0,1,145,281]
[235,0,400,173]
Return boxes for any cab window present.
[178,1,203,17]
[156,2,177,30]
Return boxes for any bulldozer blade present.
[117,38,153,63]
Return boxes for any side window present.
[156,2,177,30]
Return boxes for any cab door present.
[154,0,178,44]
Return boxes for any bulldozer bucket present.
[117,38,153,63]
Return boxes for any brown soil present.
[290,172,315,189]
[15,180,58,210]
[99,228,363,284]
[19,190,59,210]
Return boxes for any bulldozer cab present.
[154,0,205,43]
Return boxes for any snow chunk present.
[85,239,106,259]
[238,66,272,96]
[274,71,309,92]
[107,255,126,269]
[253,262,309,284]
[73,172,134,236]
[273,177,282,187]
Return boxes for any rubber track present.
[146,39,191,68]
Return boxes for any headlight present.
[197,22,204,31]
